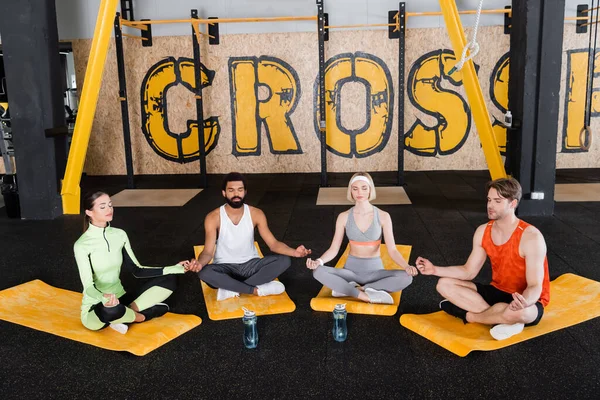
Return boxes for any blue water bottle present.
[332,303,348,342]
[242,307,258,349]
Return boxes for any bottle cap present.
[334,303,346,311]
[242,307,256,317]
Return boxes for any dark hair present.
[221,172,247,191]
[486,178,522,204]
[82,191,108,231]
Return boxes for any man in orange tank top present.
[416,178,551,340]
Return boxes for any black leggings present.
[92,275,177,324]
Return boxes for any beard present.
[226,196,245,209]
[488,209,505,220]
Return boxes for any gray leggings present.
[312,255,412,298]
[199,255,291,294]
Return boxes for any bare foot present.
[134,311,145,323]
[357,291,370,303]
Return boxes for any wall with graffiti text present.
[71,25,600,175]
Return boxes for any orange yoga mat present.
[310,244,412,316]
[400,273,600,356]
[0,280,202,356]
[194,242,296,321]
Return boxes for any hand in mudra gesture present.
[293,245,312,258]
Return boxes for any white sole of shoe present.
[257,281,285,296]
[331,290,350,297]
[490,323,525,340]
[365,288,394,304]
[216,289,239,301]
[109,323,128,334]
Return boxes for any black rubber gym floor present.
[1,170,599,399]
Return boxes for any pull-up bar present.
[120,15,317,28]
[580,18,600,28]
[122,33,148,41]
[407,8,511,18]
[325,8,513,31]
[120,7,583,37]
[583,5,600,13]
[325,23,397,29]
[120,9,512,31]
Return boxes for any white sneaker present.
[364,288,394,304]
[256,281,285,296]
[331,290,348,297]
[109,323,128,334]
[216,288,240,301]
[490,323,525,340]
[332,282,359,297]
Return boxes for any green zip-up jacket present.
[73,223,184,315]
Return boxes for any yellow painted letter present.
[140,57,220,162]
[490,53,509,155]
[405,49,470,156]
[229,56,301,155]
[314,52,393,158]
[563,49,600,152]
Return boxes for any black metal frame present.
[208,17,220,45]
[577,4,588,34]
[0,117,13,175]
[504,5,512,34]
[141,19,153,47]
[584,0,599,130]
[114,13,135,189]
[317,0,327,187]
[192,9,208,188]
[397,3,406,186]
[120,0,134,21]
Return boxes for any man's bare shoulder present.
[471,223,488,246]
[205,208,221,225]
[522,225,545,242]
[477,222,489,231]
[249,206,266,222]
[248,205,264,215]
[475,222,488,235]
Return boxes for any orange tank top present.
[481,220,550,306]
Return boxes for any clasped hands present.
[178,245,312,273]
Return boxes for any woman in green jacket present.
[74,191,190,334]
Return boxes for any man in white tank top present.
[188,173,312,301]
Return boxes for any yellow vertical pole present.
[61,0,119,214]
[439,0,507,180]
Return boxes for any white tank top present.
[213,204,259,264]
